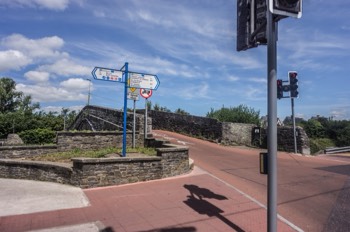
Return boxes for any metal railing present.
[324,146,350,154]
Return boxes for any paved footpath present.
[0,166,301,232]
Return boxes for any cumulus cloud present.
[17,83,87,102]
[2,34,65,60]
[24,70,50,82]
[0,50,31,71]
[60,78,91,90]
[38,59,91,77]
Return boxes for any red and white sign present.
[140,88,152,99]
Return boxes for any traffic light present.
[277,79,283,99]
[237,0,255,51]
[269,0,302,18]
[254,0,267,45]
[289,71,299,98]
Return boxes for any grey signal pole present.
[267,5,278,232]
[291,98,297,153]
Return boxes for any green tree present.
[206,104,260,124]
[302,119,325,138]
[0,77,23,113]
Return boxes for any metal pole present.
[122,62,128,157]
[291,98,297,153]
[86,79,91,106]
[267,4,278,232]
[144,98,148,139]
[132,99,136,148]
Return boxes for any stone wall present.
[260,126,310,155]
[0,142,190,188]
[0,145,58,159]
[73,106,311,154]
[145,110,222,142]
[0,159,73,185]
[69,105,147,133]
[56,131,144,152]
[221,123,256,146]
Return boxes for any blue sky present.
[0,0,349,120]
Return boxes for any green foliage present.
[302,119,325,138]
[336,125,350,147]
[19,128,56,144]
[174,108,190,115]
[206,104,260,124]
[300,117,350,153]
[309,138,335,154]
[0,77,39,113]
[153,103,171,112]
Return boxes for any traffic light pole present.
[291,98,297,153]
[267,5,278,232]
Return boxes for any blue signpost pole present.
[122,62,128,157]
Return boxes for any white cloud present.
[177,82,211,100]
[228,76,240,82]
[248,77,267,83]
[60,78,91,90]
[38,58,91,77]
[17,83,87,102]
[2,34,65,60]
[41,105,84,114]
[24,70,50,82]
[0,50,31,71]
[34,0,69,10]
[0,0,69,11]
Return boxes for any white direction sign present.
[92,67,124,82]
[140,88,152,99]
[129,73,160,90]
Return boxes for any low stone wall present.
[0,145,58,159]
[0,143,190,188]
[56,131,144,152]
[0,159,73,185]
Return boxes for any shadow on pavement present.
[183,184,245,232]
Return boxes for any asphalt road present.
[153,130,350,232]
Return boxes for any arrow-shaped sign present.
[129,73,160,90]
[92,67,124,82]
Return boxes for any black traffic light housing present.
[237,0,267,51]
[269,0,302,18]
[277,79,283,99]
[289,71,299,98]
[237,0,254,51]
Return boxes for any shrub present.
[19,128,56,144]
[310,138,335,154]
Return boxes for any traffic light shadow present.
[183,184,245,232]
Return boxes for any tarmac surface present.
[0,166,301,232]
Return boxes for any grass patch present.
[30,147,157,163]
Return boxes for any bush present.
[19,128,56,144]
[206,104,260,124]
[310,138,335,155]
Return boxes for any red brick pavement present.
[0,167,299,232]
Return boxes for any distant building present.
[260,115,283,128]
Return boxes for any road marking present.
[199,167,304,232]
